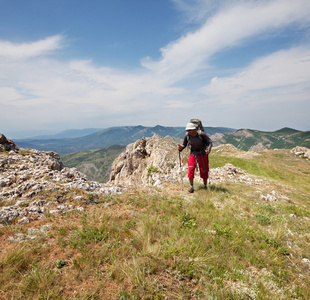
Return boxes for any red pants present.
[188,153,209,179]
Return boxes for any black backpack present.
[190,118,205,134]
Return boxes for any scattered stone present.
[301,258,310,268]
[76,207,85,212]
[49,209,62,215]
[18,216,30,224]
[8,224,51,243]
[209,163,263,185]
[45,201,59,206]
[291,146,310,159]
[0,207,19,224]
[260,194,277,202]
[281,196,292,203]
[26,206,44,215]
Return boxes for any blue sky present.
[1,0,310,138]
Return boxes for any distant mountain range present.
[14,125,235,154]
[211,127,310,151]
[11,125,310,183]
[13,125,309,155]
[31,128,104,140]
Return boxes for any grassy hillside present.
[61,145,126,183]
[212,128,310,151]
[210,146,310,193]
[1,149,309,299]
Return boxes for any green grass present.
[1,149,310,299]
[210,149,310,193]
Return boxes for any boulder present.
[0,134,19,152]
[110,134,182,186]
[291,146,310,159]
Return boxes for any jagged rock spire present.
[110,134,183,186]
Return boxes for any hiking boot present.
[203,185,207,190]
[188,186,194,193]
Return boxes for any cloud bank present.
[1,0,310,136]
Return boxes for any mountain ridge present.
[31,128,104,140]
[13,125,309,155]
[14,125,235,154]
[211,127,310,151]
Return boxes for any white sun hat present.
[185,122,196,130]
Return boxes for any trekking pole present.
[207,155,211,186]
[208,169,211,186]
[178,148,184,191]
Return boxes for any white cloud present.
[142,0,310,83]
[1,0,310,133]
[201,46,310,104]
[0,50,184,130]
[165,100,193,108]
[0,35,64,58]
[172,0,221,23]
[0,87,23,101]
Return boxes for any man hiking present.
[177,122,212,193]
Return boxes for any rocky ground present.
[0,134,122,225]
[1,133,309,226]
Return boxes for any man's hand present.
[205,149,210,155]
[178,145,183,151]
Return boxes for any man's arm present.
[177,134,188,151]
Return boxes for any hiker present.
[177,122,212,193]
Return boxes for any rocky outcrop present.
[109,135,266,187]
[109,136,306,198]
[110,134,182,186]
[0,134,19,152]
[291,146,310,159]
[209,163,260,184]
[0,138,123,224]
